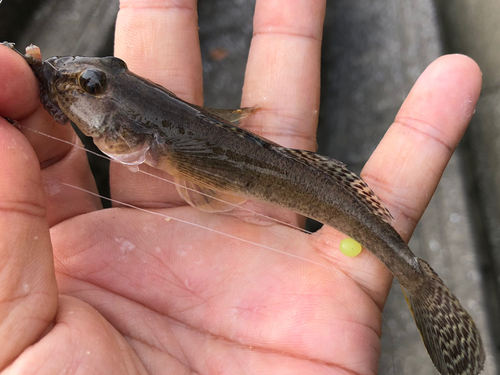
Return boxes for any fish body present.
[36,56,423,286]
[4,43,485,375]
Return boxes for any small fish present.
[3,42,486,375]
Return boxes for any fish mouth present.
[36,57,70,124]
[37,57,62,85]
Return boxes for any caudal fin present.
[403,259,485,375]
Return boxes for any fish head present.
[36,55,152,160]
[37,56,125,132]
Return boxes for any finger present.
[241,0,326,151]
[112,0,203,206]
[0,121,58,369]
[316,55,482,306]
[0,46,102,226]
[0,46,39,119]
[7,296,146,374]
[115,0,202,104]
[233,0,325,225]
[362,55,482,240]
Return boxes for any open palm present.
[0,1,481,374]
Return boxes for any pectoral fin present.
[175,178,246,212]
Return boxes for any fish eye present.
[78,69,107,95]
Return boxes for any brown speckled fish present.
[4,42,485,375]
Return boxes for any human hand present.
[0,0,481,374]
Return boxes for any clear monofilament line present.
[19,125,314,236]
[59,181,334,272]
[16,125,337,271]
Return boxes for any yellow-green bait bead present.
[340,238,362,257]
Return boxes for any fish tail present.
[402,258,485,375]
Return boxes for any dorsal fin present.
[276,148,394,224]
[194,105,258,124]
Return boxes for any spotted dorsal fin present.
[276,148,394,224]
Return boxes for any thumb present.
[0,120,58,369]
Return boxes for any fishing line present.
[381,313,396,375]
[60,169,407,371]
[19,124,315,236]
[8,126,440,375]
[15,124,343,273]
[62,172,410,375]
[21,124,415,367]
[21,126,444,375]
[59,181,336,272]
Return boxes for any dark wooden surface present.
[1,0,498,373]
